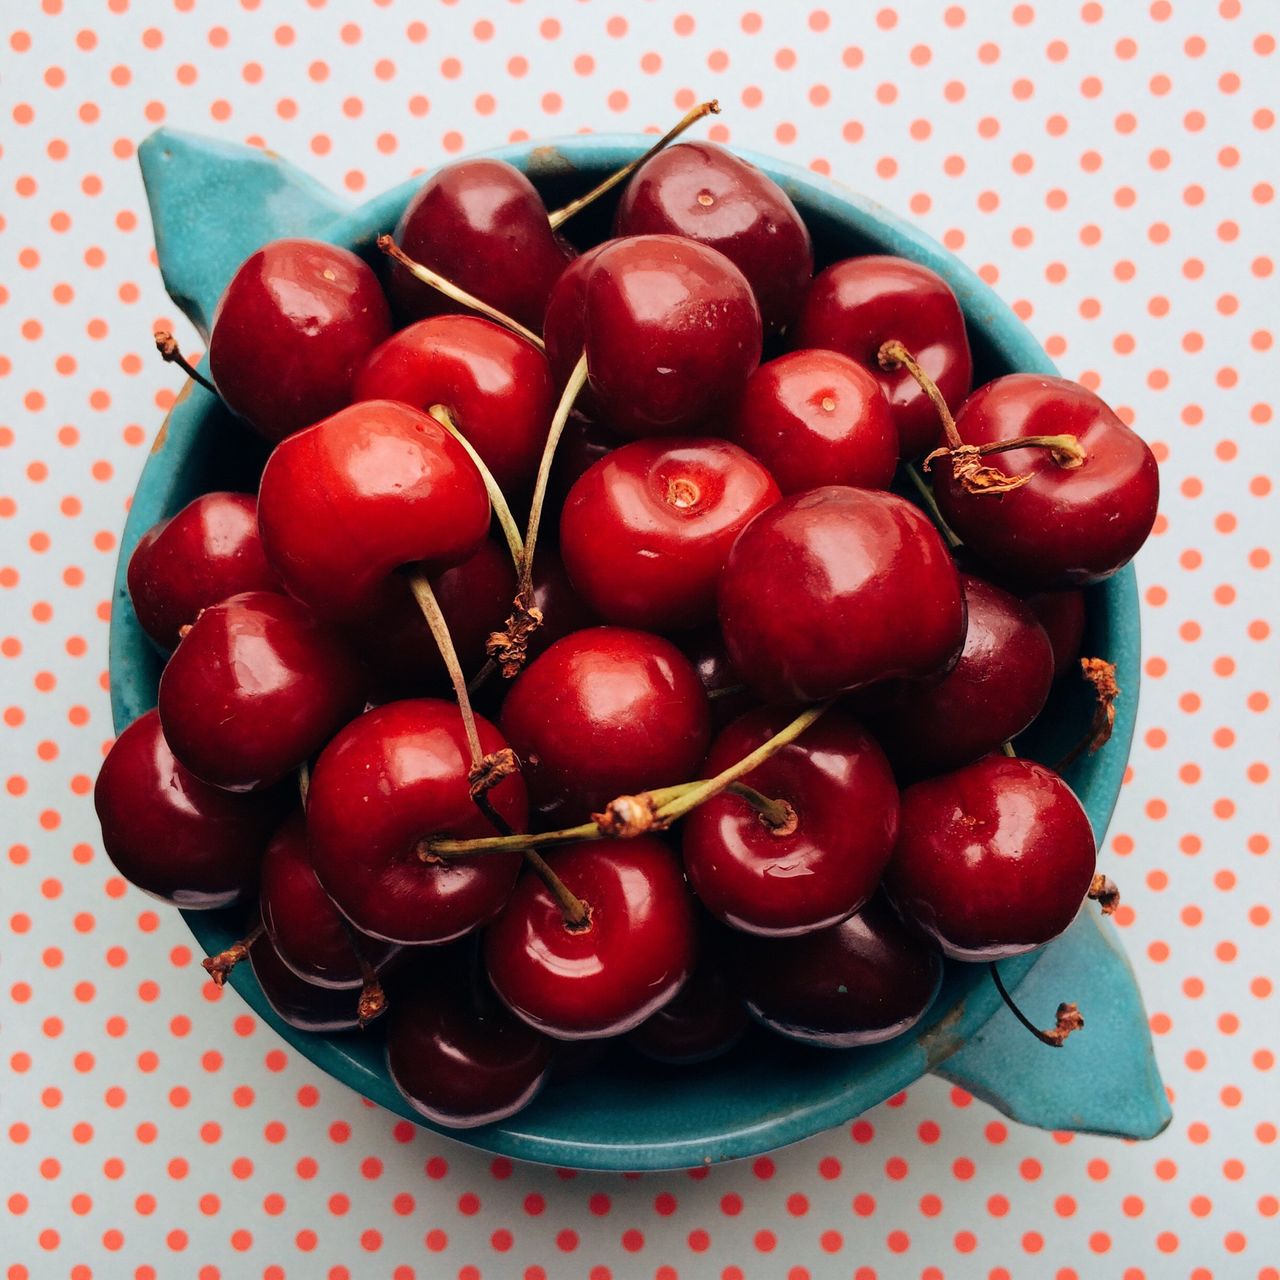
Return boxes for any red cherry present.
[679,627,755,732]
[791,256,972,458]
[1026,587,1087,681]
[306,699,527,945]
[862,574,1055,778]
[886,754,1097,960]
[933,375,1160,589]
[726,350,898,494]
[157,591,366,793]
[559,437,779,633]
[735,894,943,1048]
[209,238,391,443]
[256,399,491,619]
[612,141,813,334]
[385,954,555,1128]
[388,159,574,330]
[500,627,711,825]
[543,242,610,400]
[523,546,600,663]
[352,315,554,494]
[682,708,899,936]
[547,409,614,510]
[484,838,697,1039]
[718,486,966,702]
[94,709,279,908]
[248,933,367,1034]
[127,491,281,651]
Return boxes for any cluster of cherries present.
[98,104,1158,1131]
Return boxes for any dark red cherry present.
[933,375,1160,589]
[547,409,614,511]
[500,627,711,825]
[559,438,779,633]
[726,350,898,494]
[352,315,554,495]
[862,574,1055,778]
[718,486,966,703]
[385,955,555,1128]
[256,399,491,620]
[209,238,391,443]
[791,256,972,458]
[248,933,366,1034]
[127,492,281,651]
[735,894,943,1048]
[613,141,813,335]
[1026,588,1087,681]
[306,699,527,945]
[682,708,899,936]
[484,838,697,1040]
[388,159,574,330]
[886,754,1096,961]
[157,591,366,792]
[524,547,599,662]
[259,813,398,988]
[94,709,279,908]
[679,627,754,732]
[542,242,611,400]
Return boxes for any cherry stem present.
[730,783,798,834]
[964,433,1087,469]
[878,339,961,451]
[1055,657,1120,773]
[355,956,388,1028]
[202,921,264,986]
[427,404,525,569]
[1000,741,1017,758]
[546,100,721,231]
[297,761,310,808]
[989,962,1084,1048]
[523,848,592,930]
[154,329,218,397]
[902,462,962,549]
[1087,872,1121,916]
[376,236,546,352]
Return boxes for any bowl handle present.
[138,127,352,342]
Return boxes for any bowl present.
[109,129,1166,1169]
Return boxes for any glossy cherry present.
[94,709,279,908]
[157,591,366,792]
[208,238,391,443]
[718,486,966,703]
[542,242,610,400]
[500,627,711,825]
[933,375,1160,589]
[127,491,281,651]
[306,699,527,945]
[484,838,697,1040]
[559,438,779,632]
[791,256,972,458]
[256,399,491,619]
[352,315,554,494]
[735,894,943,1048]
[1026,587,1087,681]
[886,754,1097,961]
[682,708,899,936]
[862,574,1055,778]
[388,159,574,330]
[613,141,813,334]
[248,933,367,1034]
[726,350,898,494]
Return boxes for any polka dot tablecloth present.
[2,1,1276,1277]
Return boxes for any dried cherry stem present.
[202,921,264,986]
[546,100,721,231]
[731,783,798,834]
[426,405,525,568]
[376,236,546,352]
[355,956,388,1028]
[902,462,962,549]
[989,962,1084,1048]
[1087,872,1121,916]
[154,329,218,396]
[297,761,310,808]
[1054,657,1120,773]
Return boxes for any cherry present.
[726,350,898,494]
[484,837,697,1040]
[885,754,1096,961]
[718,486,966,703]
[500,627,711,825]
[612,141,813,334]
[932,375,1160,589]
[208,238,391,443]
[157,591,366,793]
[256,399,491,620]
[94,709,279,908]
[734,894,943,1048]
[248,933,367,1034]
[542,242,610,402]
[548,409,614,510]
[352,315,554,495]
[861,574,1055,778]
[127,491,281,651]
[385,952,555,1128]
[1025,588,1087,682]
[387,159,574,331]
[306,699,527,945]
[682,708,899,936]
[679,627,754,731]
[559,438,779,633]
[791,256,972,458]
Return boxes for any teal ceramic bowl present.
[109,130,1166,1170]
